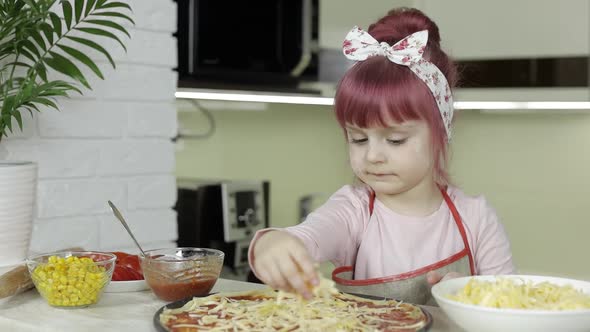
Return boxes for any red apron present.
[332,187,475,305]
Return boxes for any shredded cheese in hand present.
[448,278,590,310]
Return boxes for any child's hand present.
[426,271,463,286]
[252,231,319,299]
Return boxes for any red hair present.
[334,7,458,186]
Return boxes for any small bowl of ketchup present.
[139,247,224,302]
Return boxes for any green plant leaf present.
[61,0,73,29]
[22,104,39,117]
[2,114,13,133]
[38,89,68,97]
[57,82,81,95]
[32,97,58,109]
[85,0,97,16]
[1,95,15,112]
[12,110,23,130]
[22,0,38,13]
[74,0,85,23]
[84,19,129,37]
[50,12,62,37]
[23,102,41,112]
[21,40,41,61]
[11,77,26,85]
[66,35,115,68]
[75,27,126,51]
[44,51,90,89]
[90,11,134,25]
[57,44,104,79]
[15,47,36,63]
[39,80,81,95]
[30,30,47,52]
[37,62,48,82]
[23,79,34,96]
[97,2,132,11]
[0,0,133,138]
[1,96,16,132]
[40,22,54,45]
[13,0,27,13]
[12,62,33,70]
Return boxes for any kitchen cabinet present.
[320,0,589,59]
[415,0,589,60]
[313,0,590,104]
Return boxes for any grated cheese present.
[448,278,590,310]
[161,277,427,331]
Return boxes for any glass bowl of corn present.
[26,251,116,308]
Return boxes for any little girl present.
[248,7,515,305]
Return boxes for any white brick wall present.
[2,0,178,254]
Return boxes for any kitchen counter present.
[0,278,464,331]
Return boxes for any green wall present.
[176,101,590,280]
[450,111,590,280]
[175,101,351,226]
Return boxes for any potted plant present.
[0,0,133,269]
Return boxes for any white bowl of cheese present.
[431,275,590,332]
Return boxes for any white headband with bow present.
[342,26,453,140]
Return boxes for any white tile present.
[100,241,178,254]
[59,29,177,67]
[3,140,100,178]
[98,209,177,248]
[45,64,177,102]
[97,139,175,175]
[127,102,177,138]
[129,0,177,32]
[37,179,126,218]
[30,216,101,254]
[37,100,126,138]
[128,175,177,209]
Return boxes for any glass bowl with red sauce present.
[139,247,224,302]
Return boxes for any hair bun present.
[368,7,441,47]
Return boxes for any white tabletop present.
[0,278,464,331]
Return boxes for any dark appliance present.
[175,0,319,90]
[175,179,269,278]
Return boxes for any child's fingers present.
[268,268,290,291]
[426,271,462,286]
[426,271,442,285]
[259,259,289,291]
[254,268,272,287]
[277,258,313,299]
[289,246,318,285]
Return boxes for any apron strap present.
[440,187,476,275]
[368,187,476,275]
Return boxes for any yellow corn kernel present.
[32,254,109,307]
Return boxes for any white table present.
[0,278,464,331]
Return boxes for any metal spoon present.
[107,200,146,256]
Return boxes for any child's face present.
[346,119,434,196]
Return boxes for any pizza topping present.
[448,278,590,310]
[109,252,143,281]
[160,278,427,331]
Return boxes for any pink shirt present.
[251,185,515,279]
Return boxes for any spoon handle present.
[108,200,146,256]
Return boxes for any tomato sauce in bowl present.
[139,247,224,302]
[147,277,218,301]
